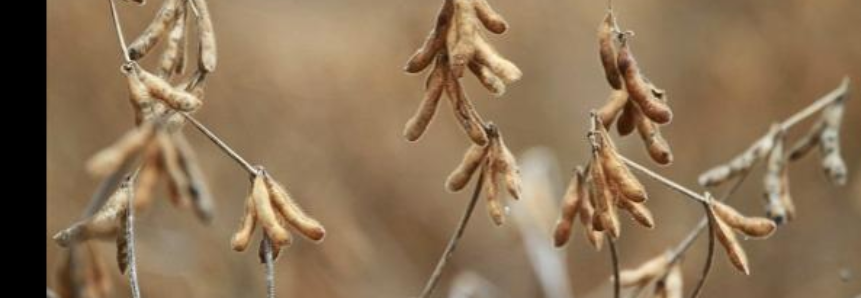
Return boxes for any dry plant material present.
[711,201,776,238]
[789,79,849,185]
[53,184,133,248]
[231,169,326,254]
[652,263,683,298]
[617,36,672,124]
[128,0,182,60]
[708,201,750,275]
[157,1,188,78]
[698,125,781,187]
[581,184,605,250]
[597,89,629,128]
[592,115,649,203]
[135,65,202,112]
[446,142,490,191]
[87,121,158,177]
[190,0,218,73]
[597,10,623,90]
[55,243,112,298]
[617,251,670,289]
[763,134,795,224]
[171,133,216,222]
[553,167,586,247]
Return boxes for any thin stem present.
[262,236,276,298]
[419,169,486,298]
[619,155,707,204]
[608,237,621,298]
[125,177,142,298]
[182,113,258,175]
[107,0,131,64]
[689,196,716,298]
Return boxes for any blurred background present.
[47,0,861,297]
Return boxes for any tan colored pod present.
[405,57,447,142]
[590,155,620,238]
[698,125,781,187]
[128,0,180,60]
[617,39,672,124]
[617,251,669,287]
[496,136,521,200]
[172,133,215,223]
[763,134,790,224]
[266,177,327,242]
[158,133,192,208]
[473,0,508,34]
[596,123,648,203]
[87,121,157,177]
[191,0,218,72]
[53,184,131,247]
[582,184,604,251]
[710,206,750,275]
[617,197,654,229]
[446,143,490,192]
[125,68,157,125]
[251,174,291,246]
[653,263,683,298]
[819,100,847,185]
[473,37,522,84]
[231,190,257,252]
[404,0,453,73]
[597,11,623,90]
[483,160,505,226]
[447,0,479,77]
[157,1,188,79]
[711,201,776,238]
[597,89,628,129]
[444,73,489,145]
[468,61,505,96]
[133,155,161,209]
[616,100,638,136]
[554,167,585,247]
[137,68,202,112]
[635,111,673,165]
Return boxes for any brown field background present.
[47,0,861,297]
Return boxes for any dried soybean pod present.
[616,100,638,136]
[636,109,673,165]
[137,68,202,112]
[617,252,669,287]
[444,72,489,145]
[819,99,847,185]
[763,134,789,224]
[554,167,586,247]
[231,189,257,252]
[496,134,521,200]
[597,10,622,90]
[404,57,447,142]
[595,119,648,203]
[473,0,507,34]
[473,36,522,84]
[55,243,112,298]
[125,67,157,125]
[617,197,654,229]
[158,133,193,208]
[53,186,131,247]
[404,0,453,73]
[128,0,180,60]
[582,184,604,251]
[265,176,327,241]
[447,0,478,77]
[468,61,505,96]
[712,201,776,238]
[191,0,217,72]
[483,160,505,226]
[617,38,672,124]
[157,1,188,78]
[87,121,157,177]
[251,173,292,246]
[446,144,490,192]
[655,263,683,298]
[133,156,161,209]
[698,126,780,187]
[172,133,215,223]
[710,203,750,275]
[779,167,796,221]
[590,153,620,238]
[598,89,628,129]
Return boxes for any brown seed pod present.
[87,121,158,177]
[444,71,489,145]
[157,1,188,79]
[136,67,202,112]
[127,0,181,60]
[711,201,776,238]
[553,167,585,247]
[635,108,673,165]
[55,242,112,298]
[172,133,215,223]
[469,61,505,96]
[597,89,628,129]
[819,100,847,185]
[446,143,490,192]
[251,174,292,246]
[265,176,327,242]
[473,0,508,34]
[53,184,131,247]
[472,36,522,84]
[710,204,750,275]
[190,0,218,73]
[495,134,521,200]
[763,134,790,224]
[157,133,193,208]
[231,187,257,252]
[590,153,620,238]
[616,100,638,136]
[617,38,672,124]
[616,196,654,229]
[133,155,161,209]
[483,159,505,226]
[698,125,781,187]
[404,0,454,73]
[404,55,447,142]
[447,0,479,77]
[597,10,623,90]
[617,251,669,288]
[582,183,605,250]
[595,118,648,203]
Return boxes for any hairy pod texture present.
[597,11,623,90]
[617,38,672,124]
